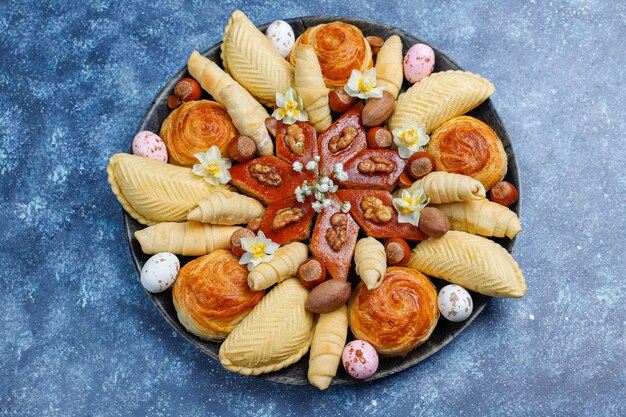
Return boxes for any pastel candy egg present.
[132,131,168,162]
[140,252,180,293]
[403,43,436,83]
[265,20,295,58]
[342,340,379,379]
[438,284,473,322]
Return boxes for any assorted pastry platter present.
[110,12,525,386]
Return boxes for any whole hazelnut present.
[174,78,202,102]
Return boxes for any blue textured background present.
[1,0,624,416]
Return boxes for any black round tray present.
[124,16,521,385]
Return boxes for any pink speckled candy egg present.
[403,43,436,83]
[342,340,379,379]
[132,130,168,162]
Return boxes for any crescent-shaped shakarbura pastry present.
[160,100,238,167]
[308,304,348,390]
[187,51,273,155]
[374,35,403,99]
[107,153,232,226]
[247,242,309,291]
[187,189,265,225]
[428,116,507,190]
[389,70,495,134]
[434,200,521,239]
[289,22,373,89]
[134,221,239,256]
[354,237,387,290]
[293,44,332,133]
[219,278,314,375]
[221,10,294,107]
[172,250,264,341]
[403,171,486,204]
[348,267,439,357]
[408,231,527,298]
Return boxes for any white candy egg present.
[266,20,295,58]
[140,252,180,293]
[438,284,473,322]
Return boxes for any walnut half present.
[248,162,282,187]
[285,124,305,156]
[271,207,305,230]
[328,126,358,154]
[357,156,395,173]
[361,195,393,223]
[325,213,348,251]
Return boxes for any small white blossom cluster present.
[293,158,351,214]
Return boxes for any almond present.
[365,36,385,55]
[329,88,356,113]
[246,217,262,233]
[418,207,450,238]
[265,117,278,137]
[305,279,351,313]
[362,91,394,127]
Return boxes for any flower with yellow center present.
[344,68,384,99]
[392,122,430,158]
[191,145,231,185]
[272,88,308,125]
[392,188,429,227]
[238,231,280,271]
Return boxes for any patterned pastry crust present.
[374,35,403,99]
[289,22,373,88]
[293,45,332,133]
[219,278,314,375]
[402,171,486,204]
[308,305,348,390]
[407,231,527,297]
[221,10,294,107]
[354,237,387,290]
[389,70,495,134]
[434,200,521,239]
[349,267,439,357]
[247,242,309,291]
[428,116,507,190]
[173,250,264,341]
[107,153,232,225]
[187,51,273,155]
[159,100,238,167]
[134,221,239,256]
[187,189,265,225]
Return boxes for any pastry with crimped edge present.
[219,278,314,375]
[408,231,527,298]
[389,70,495,134]
[107,153,232,226]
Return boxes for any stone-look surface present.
[0,1,624,416]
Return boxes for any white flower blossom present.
[292,161,303,172]
[341,201,351,213]
[392,188,429,227]
[318,183,330,193]
[306,160,318,171]
[295,186,306,203]
[344,68,384,99]
[322,198,333,208]
[393,122,430,159]
[238,231,280,271]
[191,146,232,185]
[311,201,324,213]
[272,88,308,124]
